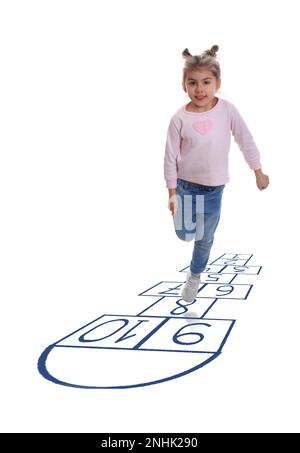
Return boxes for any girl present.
[164,45,269,303]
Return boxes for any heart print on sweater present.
[192,119,213,135]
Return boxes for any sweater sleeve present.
[164,117,181,188]
[230,103,261,171]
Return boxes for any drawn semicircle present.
[38,344,221,389]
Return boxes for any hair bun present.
[204,45,219,57]
[182,48,192,58]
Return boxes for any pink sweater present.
[164,98,261,188]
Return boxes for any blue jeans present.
[173,178,225,275]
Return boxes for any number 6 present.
[172,322,211,345]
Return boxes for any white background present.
[1,0,299,433]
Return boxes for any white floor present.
[1,0,300,433]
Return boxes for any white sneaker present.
[181,271,201,303]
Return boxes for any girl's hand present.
[168,194,178,216]
[255,169,269,190]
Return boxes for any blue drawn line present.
[38,345,222,390]
[228,274,237,284]
[53,343,218,354]
[201,299,219,318]
[137,296,167,315]
[218,320,236,351]
[133,317,170,349]
[243,284,253,300]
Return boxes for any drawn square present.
[139,281,184,297]
[214,253,252,260]
[200,272,236,284]
[58,314,166,350]
[202,298,247,319]
[140,317,235,353]
[197,283,252,299]
[221,265,262,275]
[210,258,251,266]
[138,296,216,318]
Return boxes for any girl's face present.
[183,69,221,112]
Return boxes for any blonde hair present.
[182,45,221,84]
